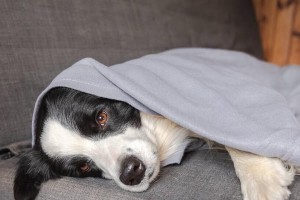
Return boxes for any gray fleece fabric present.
[32,48,300,165]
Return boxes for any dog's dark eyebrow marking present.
[38,87,141,140]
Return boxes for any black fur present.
[14,150,59,200]
[14,87,142,200]
[37,87,141,141]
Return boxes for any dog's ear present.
[14,149,58,200]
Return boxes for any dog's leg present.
[226,147,295,200]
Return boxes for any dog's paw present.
[237,157,295,200]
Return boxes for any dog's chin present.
[117,180,150,192]
[115,162,160,192]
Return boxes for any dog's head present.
[14,87,161,200]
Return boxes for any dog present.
[14,87,299,200]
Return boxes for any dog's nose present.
[120,156,146,186]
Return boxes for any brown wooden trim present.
[253,0,300,66]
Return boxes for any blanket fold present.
[32,48,300,165]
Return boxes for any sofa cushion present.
[0,0,262,147]
[2,149,299,199]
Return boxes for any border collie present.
[14,87,299,200]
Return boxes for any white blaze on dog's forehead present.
[41,119,117,175]
[41,119,96,157]
[42,119,134,157]
[41,119,157,165]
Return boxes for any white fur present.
[41,113,298,200]
[226,147,295,200]
[140,113,193,162]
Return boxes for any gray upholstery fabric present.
[1,150,299,200]
[0,0,262,147]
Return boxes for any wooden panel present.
[253,0,278,61]
[271,0,296,65]
[289,1,300,64]
[253,0,300,66]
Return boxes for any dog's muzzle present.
[119,156,146,186]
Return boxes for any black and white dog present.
[14,87,298,200]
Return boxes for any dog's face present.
[14,88,161,200]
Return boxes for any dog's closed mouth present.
[148,170,154,179]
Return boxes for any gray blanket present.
[32,48,300,166]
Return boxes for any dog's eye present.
[96,111,108,127]
[80,163,90,172]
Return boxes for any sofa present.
[1,0,299,199]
